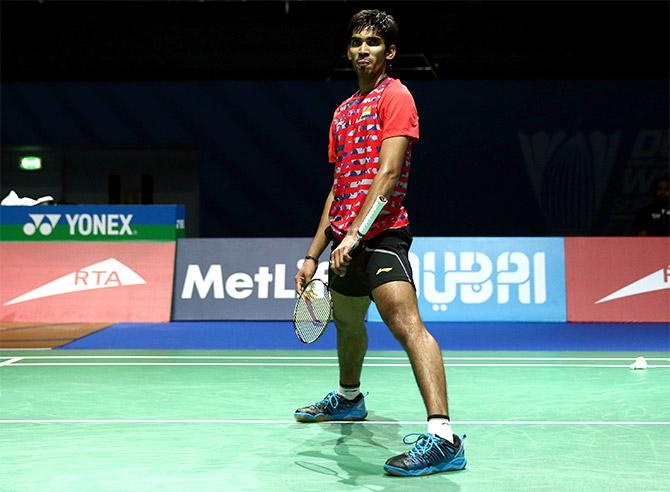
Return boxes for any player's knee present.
[333,304,366,335]
[334,315,366,338]
[333,302,368,332]
[383,310,423,347]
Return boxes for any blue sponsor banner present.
[368,237,566,322]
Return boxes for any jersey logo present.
[376,267,393,275]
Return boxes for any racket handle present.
[357,195,388,238]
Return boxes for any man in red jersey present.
[293,10,466,476]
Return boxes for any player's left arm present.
[330,136,409,275]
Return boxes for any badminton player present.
[293,9,466,476]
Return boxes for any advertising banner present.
[0,205,184,241]
[173,237,566,322]
[368,237,567,322]
[0,242,175,322]
[172,238,315,320]
[565,237,670,322]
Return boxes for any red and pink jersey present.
[328,77,419,240]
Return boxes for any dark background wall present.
[2,0,668,81]
[1,1,668,237]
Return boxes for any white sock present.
[428,417,454,443]
[337,384,361,401]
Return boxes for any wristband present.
[304,255,319,264]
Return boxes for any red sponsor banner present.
[0,242,175,322]
[565,237,670,322]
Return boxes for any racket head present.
[293,278,333,344]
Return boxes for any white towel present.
[1,190,55,206]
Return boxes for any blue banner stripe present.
[0,205,183,225]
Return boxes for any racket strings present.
[294,282,332,343]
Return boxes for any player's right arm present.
[295,184,335,294]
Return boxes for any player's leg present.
[332,290,371,386]
[294,250,371,423]
[374,281,466,476]
[364,228,449,417]
[372,281,447,417]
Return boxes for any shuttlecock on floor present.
[629,356,648,370]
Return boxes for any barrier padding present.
[59,321,670,351]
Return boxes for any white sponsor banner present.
[173,238,318,320]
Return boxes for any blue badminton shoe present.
[294,391,367,422]
[384,433,467,476]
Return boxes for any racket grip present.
[357,195,388,238]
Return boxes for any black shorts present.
[327,226,415,298]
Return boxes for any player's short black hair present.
[348,9,398,48]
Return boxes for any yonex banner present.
[565,237,670,322]
[0,242,175,322]
[172,238,316,320]
[368,237,567,322]
[0,205,185,241]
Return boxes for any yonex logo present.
[595,266,670,304]
[4,258,146,306]
[22,213,134,237]
[23,214,61,236]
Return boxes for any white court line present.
[0,348,51,351]
[0,357,22,367]
[4,355,670,361]
[0,419,668,425]
[4,362,670,368]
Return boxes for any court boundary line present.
[3,362,669,368]
[0,357,22,367]
[0,419,668,425]
[1,355,669,361]
[0,348,51,351]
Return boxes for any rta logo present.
[23,214,61,236]
[3,258,147,306]
[596,264,670,304]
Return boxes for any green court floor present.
[1,350,669,491]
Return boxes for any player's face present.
[656,180,670,200]
[347,27,396,78]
